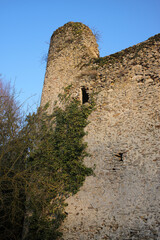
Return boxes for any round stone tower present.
[41,22,99,112]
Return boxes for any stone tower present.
[41,22,160,240]
[41,22,99,112]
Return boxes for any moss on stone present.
[51,22,92,39]
[92,33,160,67]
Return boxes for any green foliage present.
[52,22,88,38]
[71,22,84,35]
[0,80,94,240]
[24,96,94,239]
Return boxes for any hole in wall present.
[115,153,123,161]
[81,87,89,104]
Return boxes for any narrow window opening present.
[81,87,89,104]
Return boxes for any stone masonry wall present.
[41,23,160,240]
[41,22,99,112]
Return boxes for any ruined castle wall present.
[60,34,160,240]
[41,23,160,240]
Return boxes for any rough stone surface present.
[41,22,160,240]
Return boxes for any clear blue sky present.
[0,0,159,113]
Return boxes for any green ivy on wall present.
[23,89,95,240]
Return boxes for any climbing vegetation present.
[0,81,94,240]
